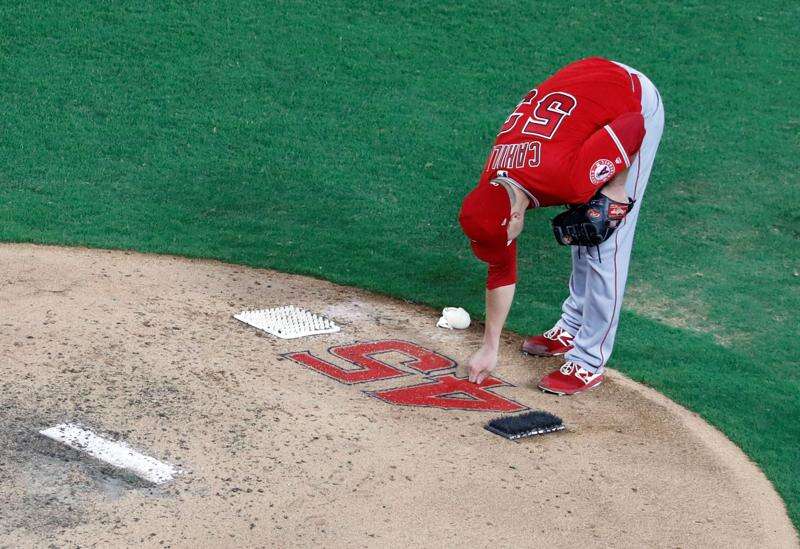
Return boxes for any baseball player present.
[459,57,664,395]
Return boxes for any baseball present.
[436,307,471,330]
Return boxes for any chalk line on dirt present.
[39,423,179,484]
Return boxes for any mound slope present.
[0,244,795,548]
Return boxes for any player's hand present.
[467,344,498,384]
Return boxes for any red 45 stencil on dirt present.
[283,339,527,412]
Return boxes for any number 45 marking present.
[284,340,527,413]
[498,88,578,140]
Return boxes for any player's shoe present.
[538,362,604,395]
[522,326,574,357]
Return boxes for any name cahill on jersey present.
[484,141,541,173]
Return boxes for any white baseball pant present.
[556,63,665,373]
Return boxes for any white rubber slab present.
[234,305,340,339]
[39,423,179,484]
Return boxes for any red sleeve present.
[568,112,645,204]
[485,240,517,290]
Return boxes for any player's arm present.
[600,167,630,202]
[468,284,515,384]
[468,249,517,383]
[567,111,645,204]
[483,282,516,347]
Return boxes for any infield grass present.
[1,0,798,530]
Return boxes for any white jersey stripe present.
[603,125,630,168]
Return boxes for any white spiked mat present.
[234,305,340,339]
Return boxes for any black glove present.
[551,191,634,246]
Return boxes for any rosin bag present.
[436,307,471,330]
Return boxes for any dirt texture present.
[0,244,796,549]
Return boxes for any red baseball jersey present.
[477,57,646,289]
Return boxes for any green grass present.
[1,0,798,530]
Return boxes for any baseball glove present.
[551,192,634,247]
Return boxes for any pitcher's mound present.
[0,244,795,548]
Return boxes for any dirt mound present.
[0,244,795,548]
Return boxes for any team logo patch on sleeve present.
[589,159,615,185]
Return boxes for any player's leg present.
[522,246,585,356]
[522,247,585,356]
[557,246,588,336]
[521,246,585,356]
[563,77,664,373]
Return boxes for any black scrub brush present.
[485,410,565,440]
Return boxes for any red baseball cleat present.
[538,362,604,395]
[522,326,574,356]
